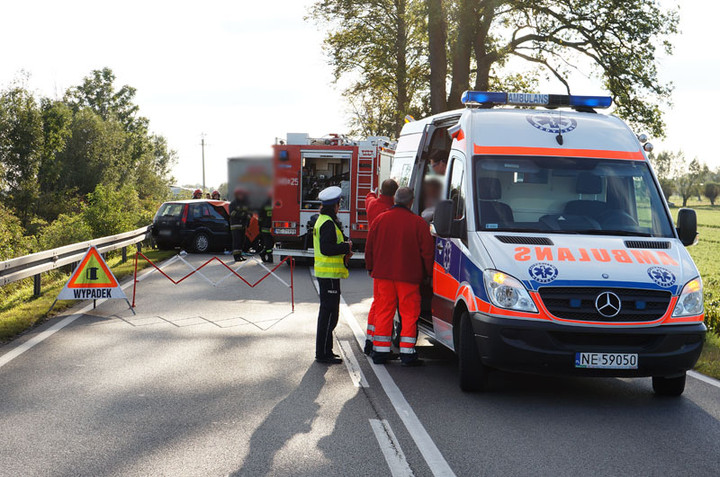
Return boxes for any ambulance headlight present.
[672,278,704,317]
[483,270,537,313]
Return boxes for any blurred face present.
[430,159,446,175]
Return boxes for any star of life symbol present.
[528,262,558,284]
[527,113,577,134]
[647,267,676,288]
[595,291,622,318]
[442,239,452,270]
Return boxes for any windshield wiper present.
[572,229,654,237]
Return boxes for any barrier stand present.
[131,252,295,312]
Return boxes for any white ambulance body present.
[391,91,705,396]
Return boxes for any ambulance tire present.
[391,316,402,348]
[192,232,211,253]
[652,373,686,396]
[458,310,489,392]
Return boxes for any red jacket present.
[365,206,435,284]
[365,192,394,228]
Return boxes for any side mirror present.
[677,208,698,246]
[433,200,454,238]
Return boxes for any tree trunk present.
[473,1,496,91]
[427,0,447,114]
[447,0,477,110]
[394,0,408,137]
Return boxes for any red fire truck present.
[271,133,394,259]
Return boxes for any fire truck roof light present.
[461,91,612,110]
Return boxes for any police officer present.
[258,193,274,263]
[229,186,251,262]
[313,186,352,364]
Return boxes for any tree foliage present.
[704,183,720,206]
[651,150,709,207]
[0,68,176,260]
[309,0,678,137]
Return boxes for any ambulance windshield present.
[472,156,674,238]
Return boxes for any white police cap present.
[318,186,343,205]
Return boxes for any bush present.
[704,182,720,206]
[83,183,143,237]
[0,203,35,260]
[38,213,93,250]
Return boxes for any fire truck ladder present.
[355,151,375,229]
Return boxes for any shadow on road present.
[230,364,329,477]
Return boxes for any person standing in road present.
[258,192,274,263]
[365,187,434,366]
[363,178,399,355]
[313,186,352,364]
[229,186,251,262]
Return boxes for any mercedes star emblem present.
[595,291,622,318]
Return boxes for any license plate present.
[159,229,172,236]
[575,352,638,369]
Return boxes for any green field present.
[666,198,720,378]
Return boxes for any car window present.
[207,205,226,220]
[189,203,207,219]
[156,203,184,218]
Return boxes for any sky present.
[0,0,716,189]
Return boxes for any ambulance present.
[271,133,394,257]
[391,91,705,396]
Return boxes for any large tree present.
[311,0,678,137]
[309,0,429,137]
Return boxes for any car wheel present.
[652,373,686,396]
[192,232,211,253]
[458,310,489,392]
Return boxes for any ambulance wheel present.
[652,373,686,396]
[192,232,211,253]
[458,311,488,392]
[392,315,402,348]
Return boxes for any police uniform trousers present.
[316,277,341,359]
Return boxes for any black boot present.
[364,339,373,356]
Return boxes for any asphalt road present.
[1,253,720,477]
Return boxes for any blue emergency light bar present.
[461,91,612,110]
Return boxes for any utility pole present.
[200,133,206,191]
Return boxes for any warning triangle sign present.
[56,246,127,301]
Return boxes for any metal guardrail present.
[0,225,151,294]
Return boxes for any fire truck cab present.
[271,133,394,257]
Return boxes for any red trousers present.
[372,279,420,354]
[366,279,378,342]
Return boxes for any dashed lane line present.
[337,338,369,387]
[310,270,456,477]
[370,419,414,477]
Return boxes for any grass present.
[695,333,720,380]
[0,248,175,343]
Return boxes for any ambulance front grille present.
[538,287,672,323]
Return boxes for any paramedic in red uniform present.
[363,179,399,355]
[365,187,434,366]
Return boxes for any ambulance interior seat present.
[477,177,514,227]
[563,172,608,220]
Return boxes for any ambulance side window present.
[448,158,465,220]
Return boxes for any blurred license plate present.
[575,352,638,369]
[159,229,172,236]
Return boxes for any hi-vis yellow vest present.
[313,214,349,279]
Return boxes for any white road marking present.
[688,370,720,389]
[370,419,414,477]
[0,261,161,370]
[337,338,368,388]
[310,270,456,477]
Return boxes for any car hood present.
[479,233,698,296]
